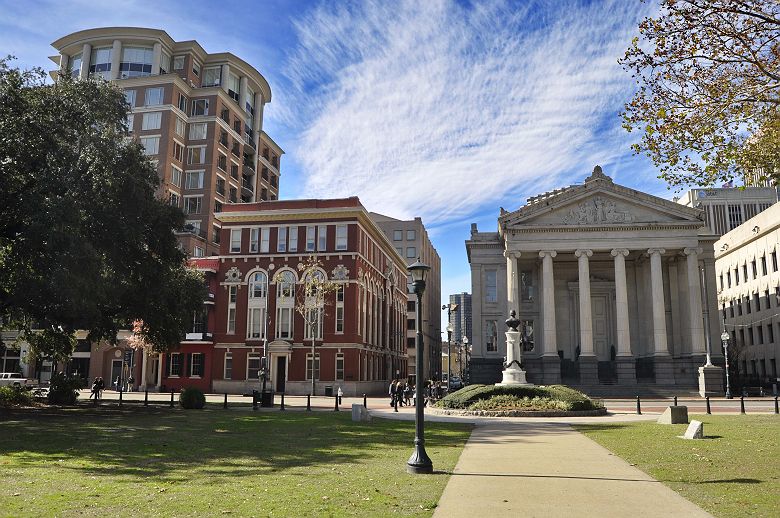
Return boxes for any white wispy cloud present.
[279,0,659,226]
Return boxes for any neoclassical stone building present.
[467,167,724,393]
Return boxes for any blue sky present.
[2,0,682,329]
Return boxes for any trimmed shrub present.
[47,372,83,405]
[179,387,206,409]
[0,386,34,407]
[437,384,602,411]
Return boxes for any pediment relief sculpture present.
[561,196,633,225]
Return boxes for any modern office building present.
[675,185,777,238]
[130,198,410,396]
[371,214,442,381]
[50,27,283,257]
[448,293,472,344]
[714,203,780,386]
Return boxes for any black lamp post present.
[464,337,471,385]
[721,329,732,399]
[407,258,433,474]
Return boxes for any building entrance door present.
[110,359,123,389]
[275,356,286,393]
[592,295,610,360]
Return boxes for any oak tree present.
[0,58,205,362]
[621,0,780,187]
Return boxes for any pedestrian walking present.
[389,379,397,407]
[89,378,100,400]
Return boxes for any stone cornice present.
[505,222,704,233]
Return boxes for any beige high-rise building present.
[51,27,283,257]
[371,214,442,381]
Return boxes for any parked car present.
[0,373,35,389]
[449,376,463,390]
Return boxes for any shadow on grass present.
[697,478,762,484]
[0,406,471,481]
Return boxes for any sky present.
[1,0,681,332]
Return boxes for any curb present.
[430,407,609,418]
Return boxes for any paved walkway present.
[432,421,712,518]
[366,408,712,518]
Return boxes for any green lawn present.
[574,415,779,518]
[0,408,472,517]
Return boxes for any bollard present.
[119,389,123,407]
[706,396,711,414]
[334,394,339,412]
[252,390,258,411]
[636,396,641,415]
[144,389,149,407]
[673,396,678,406]
[774,396,779,415]
[280,392,285,411]
[740,395,746,414]
[363,394,367,408]
[170,389,175,408]
[224,393,228,409]
[306,394,311,411]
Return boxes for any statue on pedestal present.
[498,310,533,386]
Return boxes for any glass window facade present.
[119,46,153,78]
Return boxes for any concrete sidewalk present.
[433,421,712,518]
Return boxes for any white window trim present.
[230,228,242,253]
[227,286,237,334]
[224,351,233,380]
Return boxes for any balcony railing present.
[243,164,255,177]
[178,225,208,240]
[184,331,213,341]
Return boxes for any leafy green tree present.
[621,0,780,187]
[0,58,206,362]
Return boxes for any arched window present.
[248,272,267,299]
[276,270,295,299]
[275,270,296,340]
[247,272,267,339]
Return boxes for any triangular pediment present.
[500,173,703,229]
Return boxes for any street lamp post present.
[446,322,453,391]
[721,329,732,399]
[407,258,433,474]
[463,336,470,384]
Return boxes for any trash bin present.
[324,385,333,397]
[261,390,274,407]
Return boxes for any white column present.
[648,248,669,355]
[151,42,162,76]
[140,348,149,389]
[504,250,519,312]
[155,353,163,388]
[575,249,594,356]
[221,64,230,93]
[80,43,92,79]
[611,248,631,356]
[240,76,249,108]
[539,250,557,356]
[685,247,706,354]
[110,40,122,80]
[59,53,68,75]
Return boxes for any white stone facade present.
[467,167,723,393]
[715,203,780,385]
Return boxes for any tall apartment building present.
[675,186,777,238]
[715,203,780,387]
[448,293,472,344]
[371,214,442,381]
[51,27,283,257]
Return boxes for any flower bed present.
[436,384,603,413]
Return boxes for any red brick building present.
[157,198,409,395]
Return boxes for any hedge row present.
[437,384,601,411]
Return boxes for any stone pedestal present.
[579,356,598,385]
[698,364,724,397]
[616,356,636,384]
[654,356,675,385]
[497,328,533,387]
[501,366,529,385]
[541,356,561,385]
